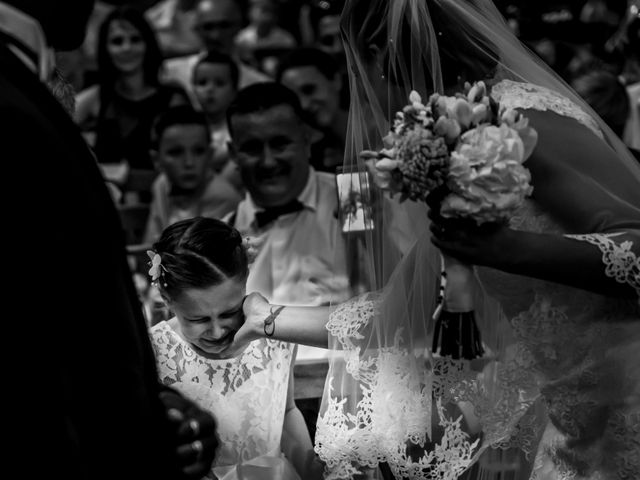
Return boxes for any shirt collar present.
[243,166,319,223]
[0,2,55,82]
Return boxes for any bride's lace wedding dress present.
[151,322,299,480]
[314,80,640,480]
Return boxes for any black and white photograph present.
[3,0,639,478]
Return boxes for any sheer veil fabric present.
[316,0,640,479]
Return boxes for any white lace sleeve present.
[491,79,603,139]
[564,232,640,298]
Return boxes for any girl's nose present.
[206,321,227,341]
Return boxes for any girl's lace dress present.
[151,321,299,480]
[314,80,640,480]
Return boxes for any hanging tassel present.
[432,254,484,360]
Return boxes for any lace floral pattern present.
[317,292,482,480]
[486,82,639,479]
[317,260,639,479]
[490,80,603,139]
[481,204,639,479]
[611,412,640,480]
[565,233,640,298]
[316,292,551,479]
[479,162,638,479]
[150,322,294,473]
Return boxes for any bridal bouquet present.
[374,81,538,359]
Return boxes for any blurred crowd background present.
[55,0,640,174]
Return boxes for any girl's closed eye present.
[220,308,243,319]
[186,316,210,324]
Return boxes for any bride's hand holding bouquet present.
[428,208,517,270]
[373,81,538,359]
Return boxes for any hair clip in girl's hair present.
[243,236,261,264]
[147,250,167,286]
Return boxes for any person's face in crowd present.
[230,104,311,208]
[280,66,341,129]
[192,62,237,120]
[531,39,557,69]
[249,1,277,29]
[168,277,246,358]
[155,123,212,193]
[106,20,146,74]
[194,0,243,55]
[317,15,343,61]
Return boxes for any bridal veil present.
[316,1,640,479]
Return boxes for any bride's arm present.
[231,293,334,350]
[431,109,640,299]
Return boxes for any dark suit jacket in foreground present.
[1,42,181,479]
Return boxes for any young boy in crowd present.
[144,104,242,243]
[191,51,244,192]
[235,0,296,75]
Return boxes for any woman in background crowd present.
[75,5,188,170]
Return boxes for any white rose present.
[441,124,533,223]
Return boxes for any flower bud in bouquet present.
[409,90,423,105]
[500,108,520,126]
[374,157,403,190]
[451,98,473,130]
[465,81,487,103]
[471,103,489,125]
[500,108,539,160]
[431,93,457,121]
[434,116,461,145]
[382,132,395,149]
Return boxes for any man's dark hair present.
[226,82,306,135]
[275,47,340,82]
[151,105,210,148]
[193,50,240,89]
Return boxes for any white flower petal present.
[409,90,422,104]
[376,158,401,171]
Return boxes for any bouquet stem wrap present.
[432,254,484,359]
[442,254,475,312]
